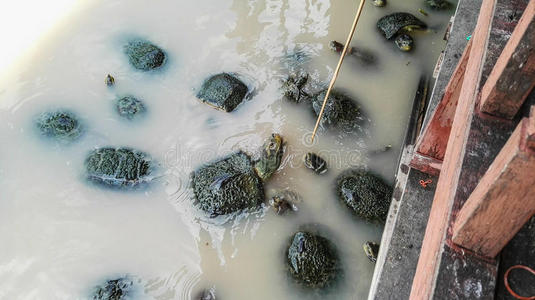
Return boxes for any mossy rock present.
[116,96,146,120]
[196,73,248,112]
[191,151,264,216]
[286,230,341,290]
[36,110,83,143]
[92,277,133,300]
[85,147,154,188]
[335,169,392,223]
[310,89,366,133]
[124,39,166,71]
[377,12,427,39]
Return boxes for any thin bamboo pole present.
[310,0,366,142]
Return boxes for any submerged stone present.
[377,12,427,39]
[124,39,166,71]
[36,110,83,143]
[286,230,341,290]
[191,151,264,216]
[85,147,154,188]
[92,277,134,300]
[311,89,366,133]
[116,96,146,120]
[196,73,248,112]
[335,169,393,223]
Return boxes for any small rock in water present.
[303,152,327,174]
[196,73,248,112]
[105,74,115,87]
[116,96,146,120]
[286,230,341,290]
[92,277,134,300]
[36,110,83,143]
[85,147,154,188]
[395,34,414,52]
[124,39,166,71]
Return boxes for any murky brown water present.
[0,0,455,299]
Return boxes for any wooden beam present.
[480,0,535,119]
[409,0,496,298]
[409,152,442,177]
[452,106,535,258]
[414,39,472,162]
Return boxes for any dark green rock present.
[335,169,393,223]
[286,231,341,290]
[395,34,414,52]
[426,0,451,10]
[92,277,133,300]
[85,147,153,188]
[124,39,166,71]
[36,110,83,142]
[191,151,264,216]
[196,73,248,112]
[116,96,146,120]
[377,12,427,39]
[311,89,366,133]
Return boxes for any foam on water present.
[0,0,455,299]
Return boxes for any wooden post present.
[413,39,472,162]
[409,0,496,298]
[452,107,535,258]
[479,0,535,119]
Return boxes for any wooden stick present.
[310,0,366,142]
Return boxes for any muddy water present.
[0,0,455,299]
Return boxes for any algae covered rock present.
[311,89,366,133]
[36,110,83,143]
[92,277,134,300]
[335,169,393,222]
[196,73,248,112]
[377,13,427,39]
[124,39,166,71]
[116,96,146,120]
[85,147,154,188]
[286,230,341,290]
[192,151,263,216]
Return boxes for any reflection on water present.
[0,0,455,299]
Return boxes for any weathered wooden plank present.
[409,0,497,298]
[480,0,535,119]
[413,39,472,163]
[452,107,535,258]
[409,152,442,176]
